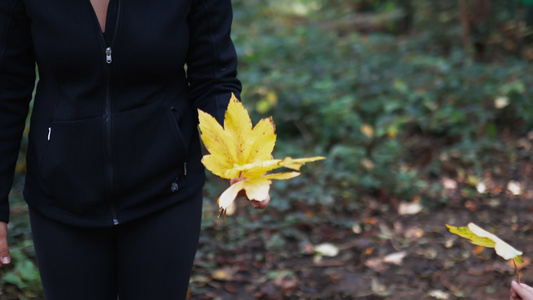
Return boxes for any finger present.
[511,289,523,300]
[522,283,533,293]
[0,222,10,266]
[251,195,270,209]
[512,281,532,300]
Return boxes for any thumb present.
[0,222,11,265]
[251,194,271,209]
[512,281,531,299]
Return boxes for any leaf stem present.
[513,258,521,284]
[218,208,227,221]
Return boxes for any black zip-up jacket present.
[0,0,241,227]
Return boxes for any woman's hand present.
[251,194,270,209]
[229,178,271,210]
[0,222,10,266]
[511,281,533,300]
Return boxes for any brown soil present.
[189,180,533,300]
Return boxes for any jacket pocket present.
[113,101,189,206]
[40,117,107,215]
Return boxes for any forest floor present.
[1,153,531,300]
[189,161,533,300]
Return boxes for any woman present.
[0,0,266,298]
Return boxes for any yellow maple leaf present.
[446,223,523,261]
[198,94,325,217]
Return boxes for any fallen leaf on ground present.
[494,96,510,109]
[428,289,450,299]
[211,268,236,281]
[508,256,531,270]
[472,245,485,256]
[404,226,425,240]
[398,201,423,215]
[364,257,389,273]
[364,251,407,272]
[441,177,457,189]
[363,217,379,225]
[383,251,407,265]
[507,181,522,195]
[361,124,374,138]
[314,243,340,257]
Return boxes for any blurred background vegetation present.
[2,0,533,298]
[229,0,533,210]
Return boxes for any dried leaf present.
[365,258,389,273]
[472,245,485,256]
[364,247,374,255]
[404,226,424,240]
[361,124,374,138]
[352,223,362,234]
[383,251,407,265]
[198,94,325,215]
[507,181,522,195]
[428,289,450,299]
[476,182,487,193]
[446,223,523,260]
[508,256,531,270]
[363,217,379,225]
[494,96,510,109]
[360,158,375,170]
[314,243,339,257]
[211,268,235,281]
[398,201,423,215]
[441,177,457,190]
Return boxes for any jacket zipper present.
[93,0,122,226]
[106,47,112,64]
[104,54,117,225]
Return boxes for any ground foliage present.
[1,0,533,299]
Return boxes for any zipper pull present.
[47,127,52,141]
[171,177,179,192]
[105,47,112,64]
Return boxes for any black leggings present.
[29,193,203,300]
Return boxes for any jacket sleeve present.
[0,0,36,223]
[186,0,242,125]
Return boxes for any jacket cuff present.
[0,200,9,223]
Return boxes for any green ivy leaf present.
[2,272,27,289]
[16,260,39,282]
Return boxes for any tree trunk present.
[458,0,472,55]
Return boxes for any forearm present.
[186,0,242,125]
[0,0,37,222]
